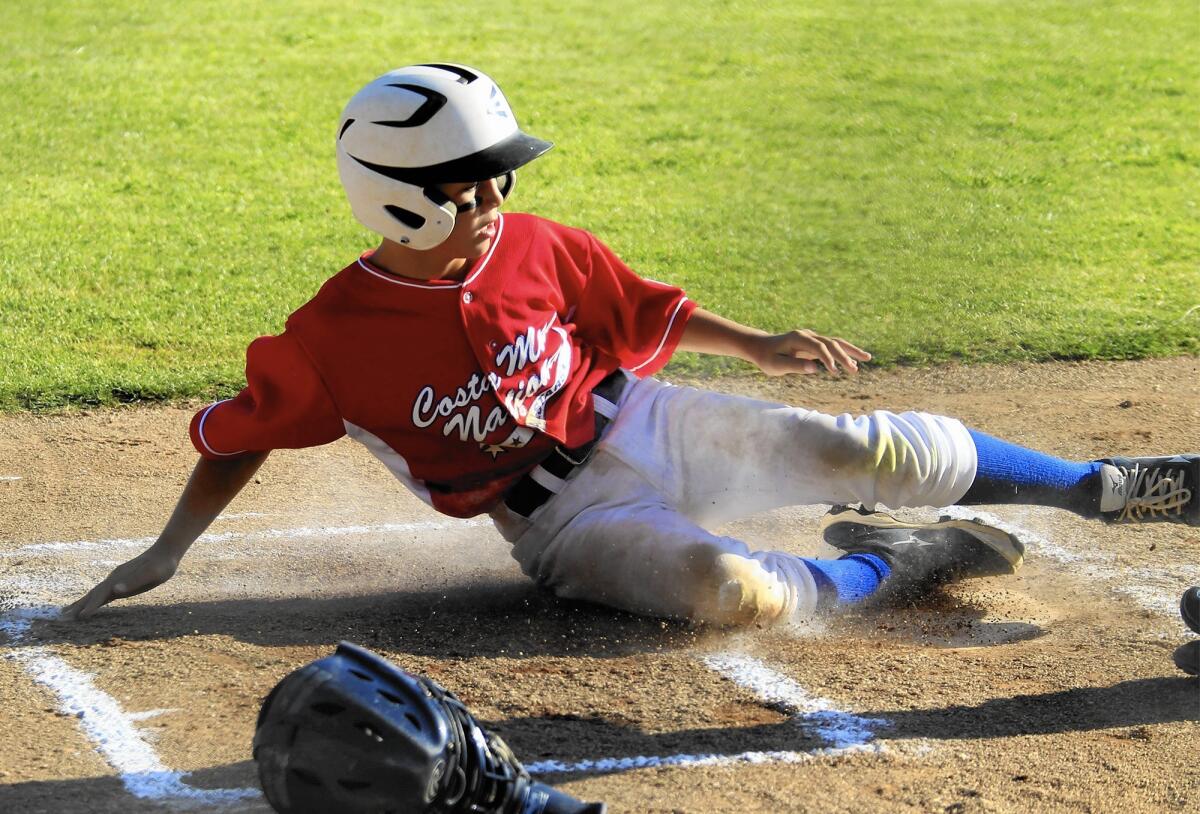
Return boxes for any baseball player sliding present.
[66,64,1198,628]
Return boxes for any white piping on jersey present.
[197,400,249,457]
[355,214,505,290]
[343,420,435,507]
[629,295,690,373]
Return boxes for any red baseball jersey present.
[190,213,696,517]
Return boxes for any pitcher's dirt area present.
[1,359,1197,813]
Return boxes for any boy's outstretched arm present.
[677,307,871,376]
[63,451,270,620]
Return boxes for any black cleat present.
[1173,640,1199,677]
[1180,586,1200,634]
[1173,587,1199,676]
[1096,455,1199,525]
[819,506,1024,590]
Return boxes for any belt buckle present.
[558,407,610,467]
[556,443,593,467]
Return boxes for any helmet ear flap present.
[382,194,457,247]
[497,170,516,200]
[396,191,457,248]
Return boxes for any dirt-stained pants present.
[490,375,978,626]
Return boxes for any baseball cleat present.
[819,505,1025,589]
[1181,586,1200,634]
[1096,454,1199,525]
[1173,640,1199,677]
[1174,587,1199,676]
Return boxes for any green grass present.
[1,0,1197,408]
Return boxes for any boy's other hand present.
[63,549,178,621]
[752,330,872,376]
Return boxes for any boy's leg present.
[500,451,820,626]
[510,477,901,624]
[960,430,1198,524]
[958,429,1101,511]
[498,449,1020,626]
[526,498,816,626]
[608,380,978,525]
[606,379,1197,526]
[501,447,886,625]
[510,490,1022,624]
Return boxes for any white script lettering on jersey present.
[408,315,574,444]
[495,315,572,431]
[495,315,557,376]
[411,372,504,430]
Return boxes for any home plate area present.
[2,497,1197,812]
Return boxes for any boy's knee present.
[686,548,789,627]
[826,410,976,508]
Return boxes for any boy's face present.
[437,176,505,259]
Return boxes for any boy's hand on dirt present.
[752,330,872,376]
[63,549,178,621]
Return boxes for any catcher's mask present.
[337,63,553,250]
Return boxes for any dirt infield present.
[1,358,1197,813]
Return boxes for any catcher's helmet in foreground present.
[253,641,605,814]
[336,63,553,250]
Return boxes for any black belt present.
[503,369,629,518]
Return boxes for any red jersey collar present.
[356,214,505,289]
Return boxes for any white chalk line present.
[702,652,888,750]
[0,606,258,805]
[0,515,436,804]
[3,601,889,792]
[1,519,886,792]
[5,600,891,786]
[526,748,860,775]
[0,518,492,558]
[941,507,1199,622]
[5,505,1192,793]
[127,708,179,722]
[527,652,890,775]
[5,505,1192,791]
[1,475,22,481]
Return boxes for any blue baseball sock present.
[961,429,1102,513]
[801,554,891,607]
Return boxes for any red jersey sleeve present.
[189,332,345,460]
[572,233,697,377]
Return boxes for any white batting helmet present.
[336,64,553,250]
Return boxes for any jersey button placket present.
[462,291,474,304]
